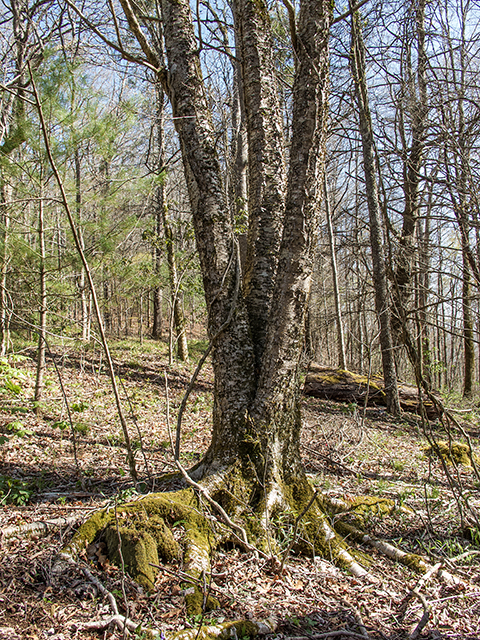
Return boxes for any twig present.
[29,63,138,483]
[340,599,369,638]
[408,589,430,640]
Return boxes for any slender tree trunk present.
[151,90,164,341]
[34,183,47,404]
[0,176,10,357]
[155,83,188,362]
[324,173,346,370]
[417,202,431,386]
[462,251,474,397]
[74,148,89,341]
[350,7,400,415]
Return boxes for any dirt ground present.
[0,339,479,640]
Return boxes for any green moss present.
[349,496,396,518]
[105,525,159,589]
[170,620,264,640]
[310,369,384,394]
[426,441,478,467]
[403,552,428,573]
[183,585,220,616]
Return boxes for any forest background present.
[1,0,480,639]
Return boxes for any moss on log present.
[303,365,438,417]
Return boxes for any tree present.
[65,0,371,602]
[349,4,400,414]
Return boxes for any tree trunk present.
[462,251,474,397]
[233,0,286,372]
[349,7,400,415]
[152,88,164,341]
[74,148,89,342]
[324,173,346,370]
[34,183,47,405]
[155,83,189,362]
[390,0,428,352]
[0,177,10,357]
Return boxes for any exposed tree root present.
[335,520,460,584]
[52,463,468,640]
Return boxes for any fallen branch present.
[408,589,431,640]
[2,515,81,539]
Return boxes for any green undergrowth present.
[0,474,34,505]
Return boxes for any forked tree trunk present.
[117,0,332,495]
[63,0,371,593]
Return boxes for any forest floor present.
[0,338,479,640]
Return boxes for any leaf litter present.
[0,341,479,639]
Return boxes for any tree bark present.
[324,173,346,370]
[232,0,286,372]
[350,6,400,415]
[391,0,428,352]
[34,181,47,404]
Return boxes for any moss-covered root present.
[324,494,399,525]
[182,525,220,615]
[170,618,277,640]
[53,488,220,601]
[336,521,459,584]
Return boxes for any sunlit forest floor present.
[0,339,479,639]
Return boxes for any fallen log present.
[303,365,438,418]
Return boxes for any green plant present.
[6,420,33,438]
[71,401,89,413]
[73,422,89,434]
[52,420,69,431]
[0,356,28,396]
[0,475,33,505]
[392,459,404,471]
